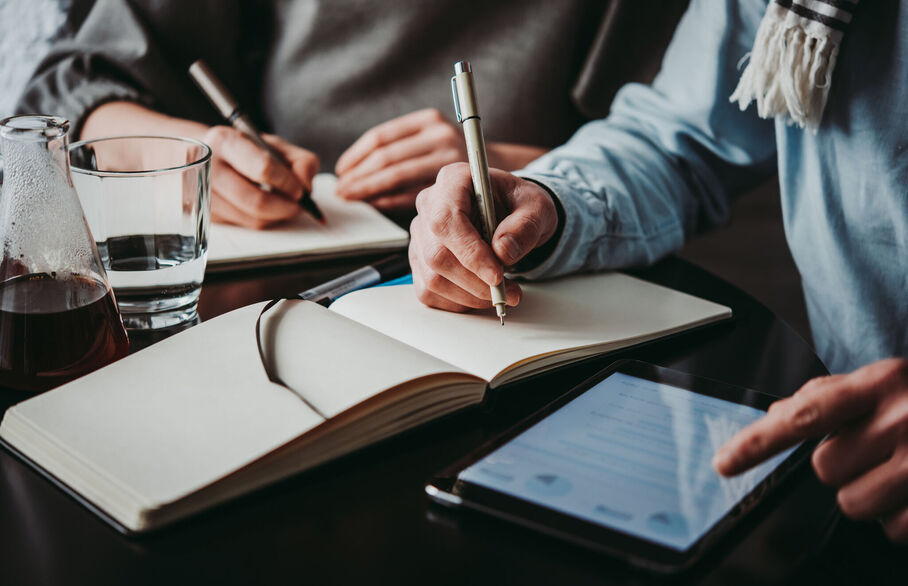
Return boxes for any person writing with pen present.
[407,0,908,543]
[16,0,628,229]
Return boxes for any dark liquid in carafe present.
[0,272,129,393]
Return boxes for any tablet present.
[425,360,814,573]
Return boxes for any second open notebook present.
[206,174,409,271]
[0,272,731,533]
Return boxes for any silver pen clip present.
[451,76,464,123]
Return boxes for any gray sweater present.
[16,0,650,168]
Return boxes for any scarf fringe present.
[730,16,839,133]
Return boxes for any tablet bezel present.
[425,359,816,574]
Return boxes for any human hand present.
[713,358,908,543]
[81,103,320,230]
[203,126,320,229]
[335,109,467,212]
[408,163,558,312]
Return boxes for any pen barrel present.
[189,60,237,119]
[299,266,381,305]
[452,64,508,317]
[462,119,508,314]
[490,282,508,310]
[297,254,409,306]
[461,118,498,244]
[232,115,291,167]
[373,254,411,281]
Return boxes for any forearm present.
[81,102,208,141]
[487,142,548,171]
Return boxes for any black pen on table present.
[296,254,410,306]
[188,59,325,224]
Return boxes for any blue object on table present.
[374,273,413,288]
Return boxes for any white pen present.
[451,60,508,325]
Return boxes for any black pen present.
[297,254,410,306]
[188,59,325,224]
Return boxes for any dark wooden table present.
[1,256,904,585]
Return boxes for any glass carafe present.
[0,115,129,393]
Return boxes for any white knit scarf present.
[731,0,858,131]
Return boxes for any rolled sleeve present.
[508,0,778,281]
[15,0,243,136]
[507,174,592,280]
[18,66,150,137]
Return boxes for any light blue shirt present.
[518,0,908,374]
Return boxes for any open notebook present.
[206,174,409,271]
[0,272,731,533]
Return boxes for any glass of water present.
[69,136,211,330]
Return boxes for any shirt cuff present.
[506,173,585,281]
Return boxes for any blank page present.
[207,174,408,268]
[263,300,474,418]
[3,304,322,510]
[2,301,463,513]
[330,272,732,383]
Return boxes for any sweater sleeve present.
[15,0,257,137]
[514,0,778,280]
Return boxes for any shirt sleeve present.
[514,0,778,280]
[14,0,251,137]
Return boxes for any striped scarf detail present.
[730,0,858,132]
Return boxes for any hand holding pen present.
[409,165,555,314]
[189,60,324,228]
[407,61,559,319]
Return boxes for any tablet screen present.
[458,372,796,551]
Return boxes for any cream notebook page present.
[207,174,408,266]
[331,272,732,384]
[3,302,466,511]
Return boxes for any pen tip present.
[500,316,504,326]
[299,196,326,224]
